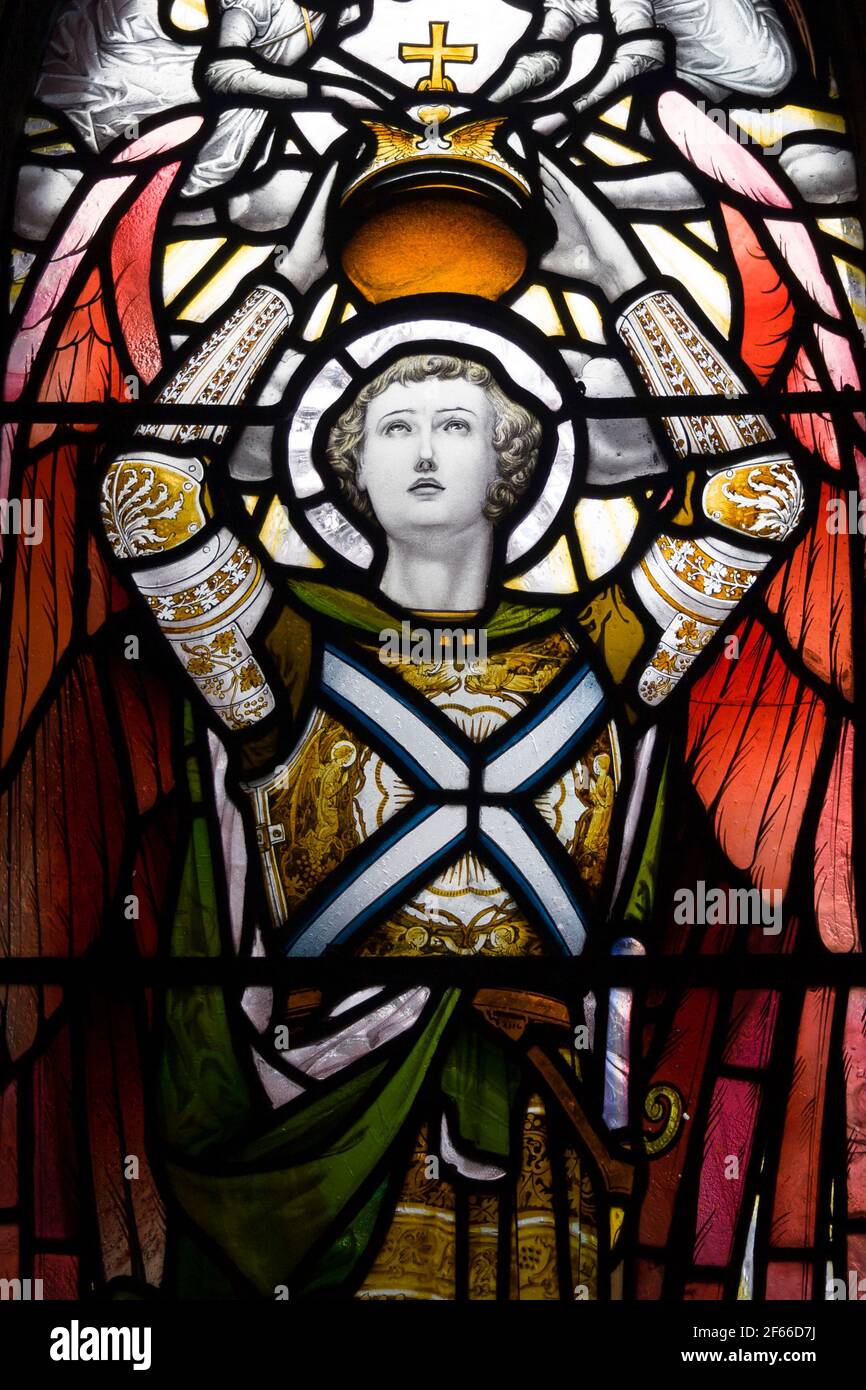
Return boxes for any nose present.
[413,414,440,471]
[410,413,439,471]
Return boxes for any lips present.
[408,479,444,493]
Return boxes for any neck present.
[380,528,493,611]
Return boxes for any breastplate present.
[246,626,620,957]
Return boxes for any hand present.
[204,58,309,102]
[489,49,563,102]
[274,162,339,295]
[538,152,643,300]
[561,351,669,486]
[570,44,665,116]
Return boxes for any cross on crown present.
[399,20,477,92]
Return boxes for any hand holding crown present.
[539,153,643,301]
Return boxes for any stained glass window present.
[1,0,866,1346]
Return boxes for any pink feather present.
[814,720,859,953]
[765,219,841,321]
[657,90,792,209]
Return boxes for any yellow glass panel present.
[24,117,57,136]
[242,495,258,515]
[583,132,649,166]
[563,290,606,344]
[510,285,564,336]
[737,1195,760,1300]
[506,535,578,594]
[10,249,32,310]
[818,216,865,250]
[341,303,358,323]
[684,220,718,250]
[258,498,324,568]
[599,96,632,131]
[302,283,339,341]
[833,256,866,330]
[31,142,75,155]
[170,0,208,30]
[610,1205,625,1251]
[163,238,226,306]
[633,225,731,336]
[179,245,274,322]
[729,104,846,147]
[575,496,639,580]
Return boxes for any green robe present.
[155,582,667,1298]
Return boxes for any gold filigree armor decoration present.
[139,284,292,447]
[355,1123,458,1301]
[130,526,275,729]
[616,290,774,459]
[101,451,209,560]
[616,290,803,707]
[508,1096,563,1300]
[101,283,296,730]
[245,710,377,925]
[703,455,804,541]
[355,1102,600,1301]
[633,530,765,705]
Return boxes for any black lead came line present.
[0,954,864,987]
[0,392,865,425]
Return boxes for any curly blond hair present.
[325,354,542,524]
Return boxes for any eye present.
[383,419,411,435]
[442,417,470,433]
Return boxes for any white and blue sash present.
[283,643,607,956]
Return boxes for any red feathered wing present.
[632,92,864,1299]
[0,117,200,1296]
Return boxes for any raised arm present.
[491,0,664,108]
[202,2,310,103]
[99,171,336,764]
[540,155,805,715]
[100,281,292,734]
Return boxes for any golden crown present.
[341,108,532,208]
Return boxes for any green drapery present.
[158,709,469,1295]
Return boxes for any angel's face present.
[357,377,499,543]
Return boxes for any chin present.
[376,503,492,543]
[382,518,451,544]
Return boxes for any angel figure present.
[87,147,815,1299]
[576,753,615,855]
[178,0,363,224]
[21,0,364,244]
[3,0,864,1308]
[489,0,854,206]
[491,0,797,106]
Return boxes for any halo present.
[278,310,579,572]
[330,740,357,767]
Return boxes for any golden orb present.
[341,190,528,302]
